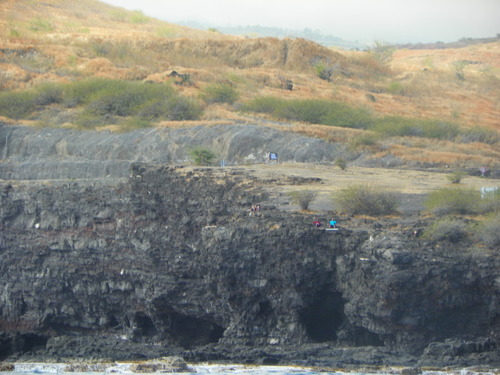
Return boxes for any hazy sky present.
[101,0,499,44]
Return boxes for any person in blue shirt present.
[329,218,337,228]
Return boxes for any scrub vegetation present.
[334,185,400,216]
[0,79,202,129]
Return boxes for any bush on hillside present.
[373,116,460,140]
[425,187,481,216]
[83,81,171,116]
[165,97,203,121]
[476,214,500,247]
[243,97,373,129]
[289,190,317,210]
[314,61,337,81]
[274,99,333,124]
[335,158,347,170]
[334,185,399,216]
[459,127,500,145]
[0,90,37,119]
[241,96,283,114]
[321,104,373,129]
[425,218,468,243]
[447,171,467,184]
[138,96,202,121]
[200,83,239,105]
[34,83,63,106]
[0,79,201,128]
[62,79,132,108]
[189,147,217,166]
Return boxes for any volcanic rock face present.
[0,164,498,366]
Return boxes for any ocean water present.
[1,363,498,375]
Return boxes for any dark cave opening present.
[0,333,49,359]
[133,312,157,337]
[257,301,273,317]
[21,333,48,352]
[299,290,345,342]
[151,299,225,348]
[153,307,225,349]
[168,312,224,348]
[106,315,120,329]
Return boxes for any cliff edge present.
[0,164,498,367]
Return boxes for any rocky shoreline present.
[0,360,498,375]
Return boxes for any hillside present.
[0,0,499,170]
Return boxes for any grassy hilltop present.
[0,0,499,169]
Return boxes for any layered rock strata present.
[0,165,498,366]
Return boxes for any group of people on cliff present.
[313,218,337,228]
[249,203,337,229]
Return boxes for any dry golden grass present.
[381,144,497,168]
[1,0,499,169]
[284,123,365,143]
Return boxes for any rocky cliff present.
[0,163,498,367]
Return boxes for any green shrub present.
[335,158,347,170]
[425,218,468,243]
[289,190,317,210]
[334,185,400,216]
[373,116,460,140]
[476,214,500,247]
[321,104,373,129]
[86,89,147,117]
[274,99,333,124]
[168,97,203,121]
[34,83,63,106]
[200,83,239,104]
[138,96,202,121]
[241,96,283,114]
[0,79,201,128]
[189,147,217,166]
[62,78,126,107]
[85,81,169,116]
[314,62,337,81]
[387,81,406,96]
[459,127,500,145]
[65,79,199,126]
[425,187,481,216]
[0,90,37,119]
[243,96,373,129]
[447,171,467,184]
